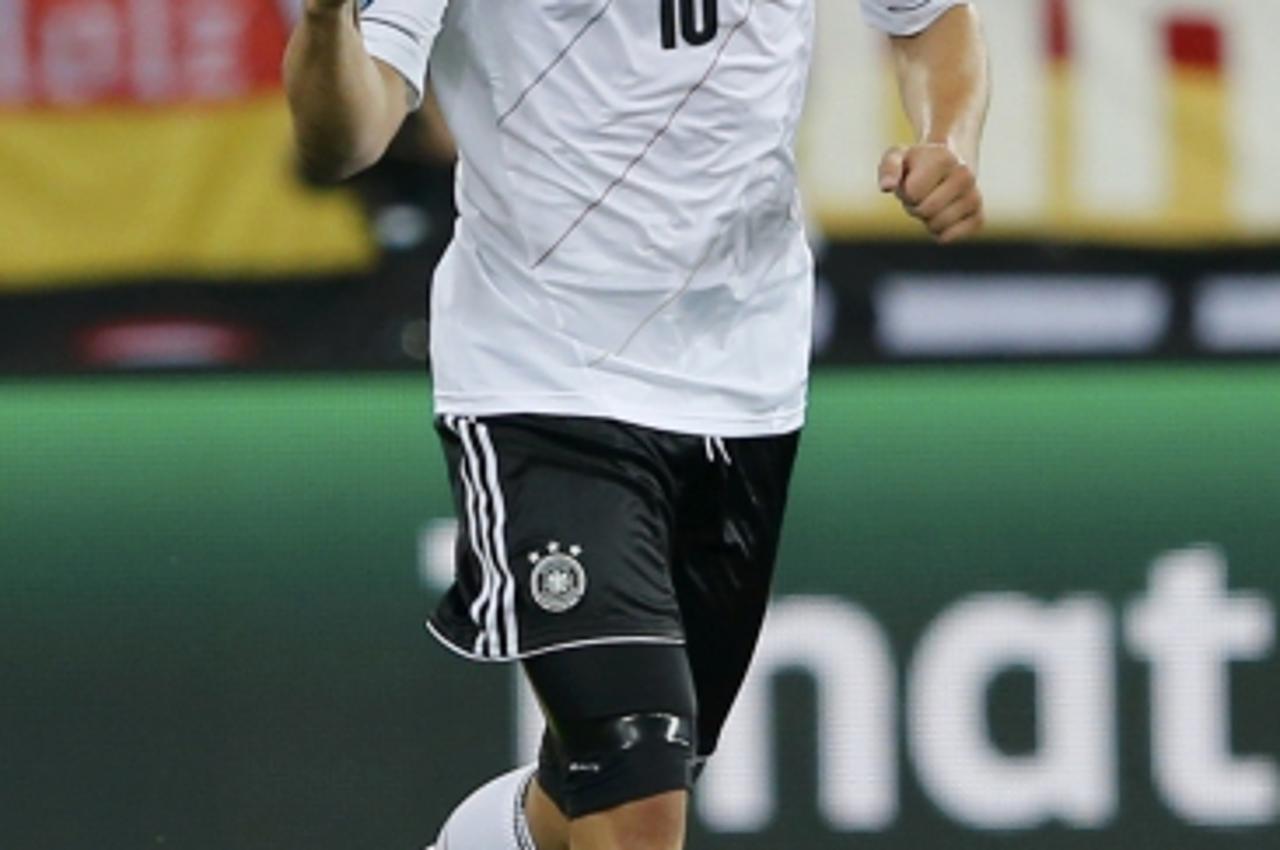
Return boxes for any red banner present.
[0,0,292,109]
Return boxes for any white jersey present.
[361,0,967,436]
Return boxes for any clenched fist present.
[879,144,984,244]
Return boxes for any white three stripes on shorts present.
[443,416,519,658]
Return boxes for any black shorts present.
[429,413,799,755]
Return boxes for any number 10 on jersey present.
[661,0,719,49]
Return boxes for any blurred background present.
[1,0,1277,848]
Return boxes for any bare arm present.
[878,4,991,243]
[284,0,411,182]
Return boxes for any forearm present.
[890,4,990,168]
[284,3,405,181]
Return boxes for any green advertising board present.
[2,368,1277,850]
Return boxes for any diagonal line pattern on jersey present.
[588,241,717,366]
[532,0,760,270]
[497,0,617,127]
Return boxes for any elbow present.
[282,37,407,185]
[287,103,388,183]
[295,143,376,185]
[283,72,388,183]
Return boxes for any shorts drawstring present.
[704,436,733,466]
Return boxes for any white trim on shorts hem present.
[425,619,684,662]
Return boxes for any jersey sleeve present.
[359,0,449,108]
[859,0,971,36]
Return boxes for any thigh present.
[429,414,687,661]
[672,431,800,758]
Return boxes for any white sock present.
[431,764,538,850]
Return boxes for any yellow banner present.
[0,98,374,290]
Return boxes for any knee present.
[618,791,686,841]
[574,790,687,850]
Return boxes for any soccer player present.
[285,1,988,848]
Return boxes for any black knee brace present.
[538,711,696,818]
[525,644,698,818]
